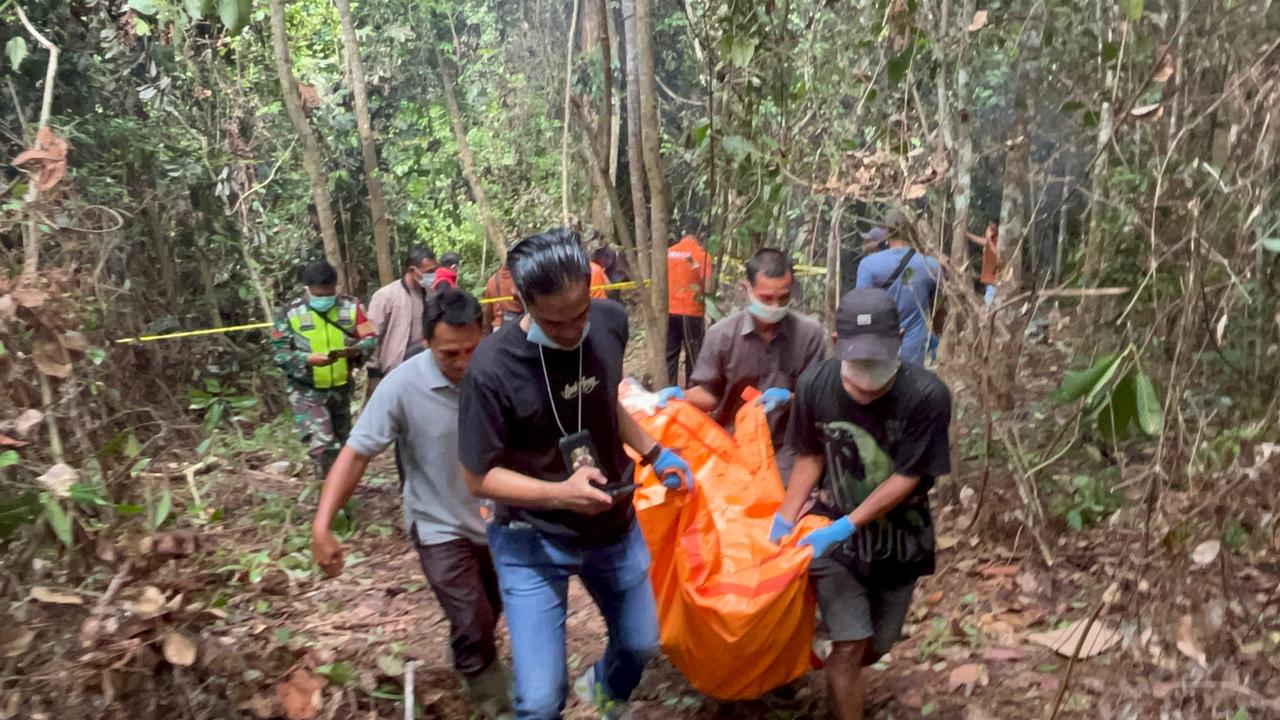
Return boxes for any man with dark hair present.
[367,246,438,394]
[855,212,944,365]
[311,289,511,718]
[772,288,951,720]
[658,247,829,481]
[433,251,462,290]
[459,228,692,720]
[271,260,378,481]
[966,220,1000,305]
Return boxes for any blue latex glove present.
[655,386,685,409]
[755,387,793,413]
[769,513,795,544]
[797,516,856,558]
[652,447,694,491]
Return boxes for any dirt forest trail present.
[9,345,1280,719]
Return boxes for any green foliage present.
[5,37,28,70]
[1052,473,1119,531]
[39,494,74,549]
[1049,349,1163,443]
[316,661,358,686]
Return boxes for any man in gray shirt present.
[311,290,510,719]
[656,248,830,482]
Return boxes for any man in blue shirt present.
[855,215,943,365]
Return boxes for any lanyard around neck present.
[539,345,583,438]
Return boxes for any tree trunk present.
[621,0,651,276]
[581,0,615,239]
[560,0,581,225]
[996,2,1044,291]
[267,0,347,291]
[333,0,393,287]
[634,0,670,383]
[949,0,975,271]
[434,44,508,266]
[1081,0,1114,291]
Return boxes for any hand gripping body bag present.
[621,381,830,699]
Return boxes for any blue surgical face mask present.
[527,319,590,351]
[420,272,437,289]
[309,294,337,313]
[747,290,789,324]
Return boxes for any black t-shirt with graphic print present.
[459,299,633,545]
[786,359,952,584]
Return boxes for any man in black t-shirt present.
[773,288,951,720]
[459,229,693,720]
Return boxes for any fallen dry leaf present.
[127,586,167,619]
[32,336,72,378]
[979,564,1020,578]
[0,435,27,448]
[0,628,34,657]
[161,630,197,667]
[9,288,48,309]
[10,127,68,192]
[904,183,927,200]
[967,9,989,31]
[275,668,327,720]
[30,586,84,605]
[1175,615,1206,668]
[925,591,944,605]
[936,534,959,550]
[241,694,278,719]
[1027,617,1122,659]
[1152,51,1175,83]
[13,409,44,437]
[982,646,1024,662]
[1130,103,1162,118]
[948,662,989,692]
[36,463,78,497]
[79,617,103,647]
[1190,540,1220,566]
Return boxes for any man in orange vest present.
[665,230,711,384]
[966,219,1000,305]
[271,260,378,481]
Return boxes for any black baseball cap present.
[835,288,901,361]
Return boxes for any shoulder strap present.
[309,301,358,339]
[882,248,917,289]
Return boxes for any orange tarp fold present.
[622,383,829,700]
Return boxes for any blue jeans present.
[488,520,660,719]
[984,284,997,305]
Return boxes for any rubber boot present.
[462,660,513,720]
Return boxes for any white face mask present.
[841,359,900,393]
[747,290,789,324]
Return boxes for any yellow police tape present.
[113,278,651,344]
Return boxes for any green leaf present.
[887,48,913,85]
[184,0,214,18]
[1059,100,1083,113]
[1101,42,1119,62]
[0,450,18,468]
[69,483,110,506]
[1134,371,1163,436]
[114,503,145,515]
[721,134,753,163]
[41,494,74,549]
[727,36,756,68]
[1066,509,1083,531]
[6,37,28,70]
[124,433,141,459]
[154,487,172,529]
[0,492,41,538]
[1098,372,1138,440]
[316,661,357,686]
[219,0,250,35]
[1260,238,1280,253]
[87,347,106,366]
[1119,0,1143,21]
[1049,353,1119,405]
[128,0,160,14]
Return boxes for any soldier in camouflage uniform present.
[271,261,378,481]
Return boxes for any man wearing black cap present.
[770,288,951,720]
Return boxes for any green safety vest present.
[287,298,357,389]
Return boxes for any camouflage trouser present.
[285,382,352,480]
